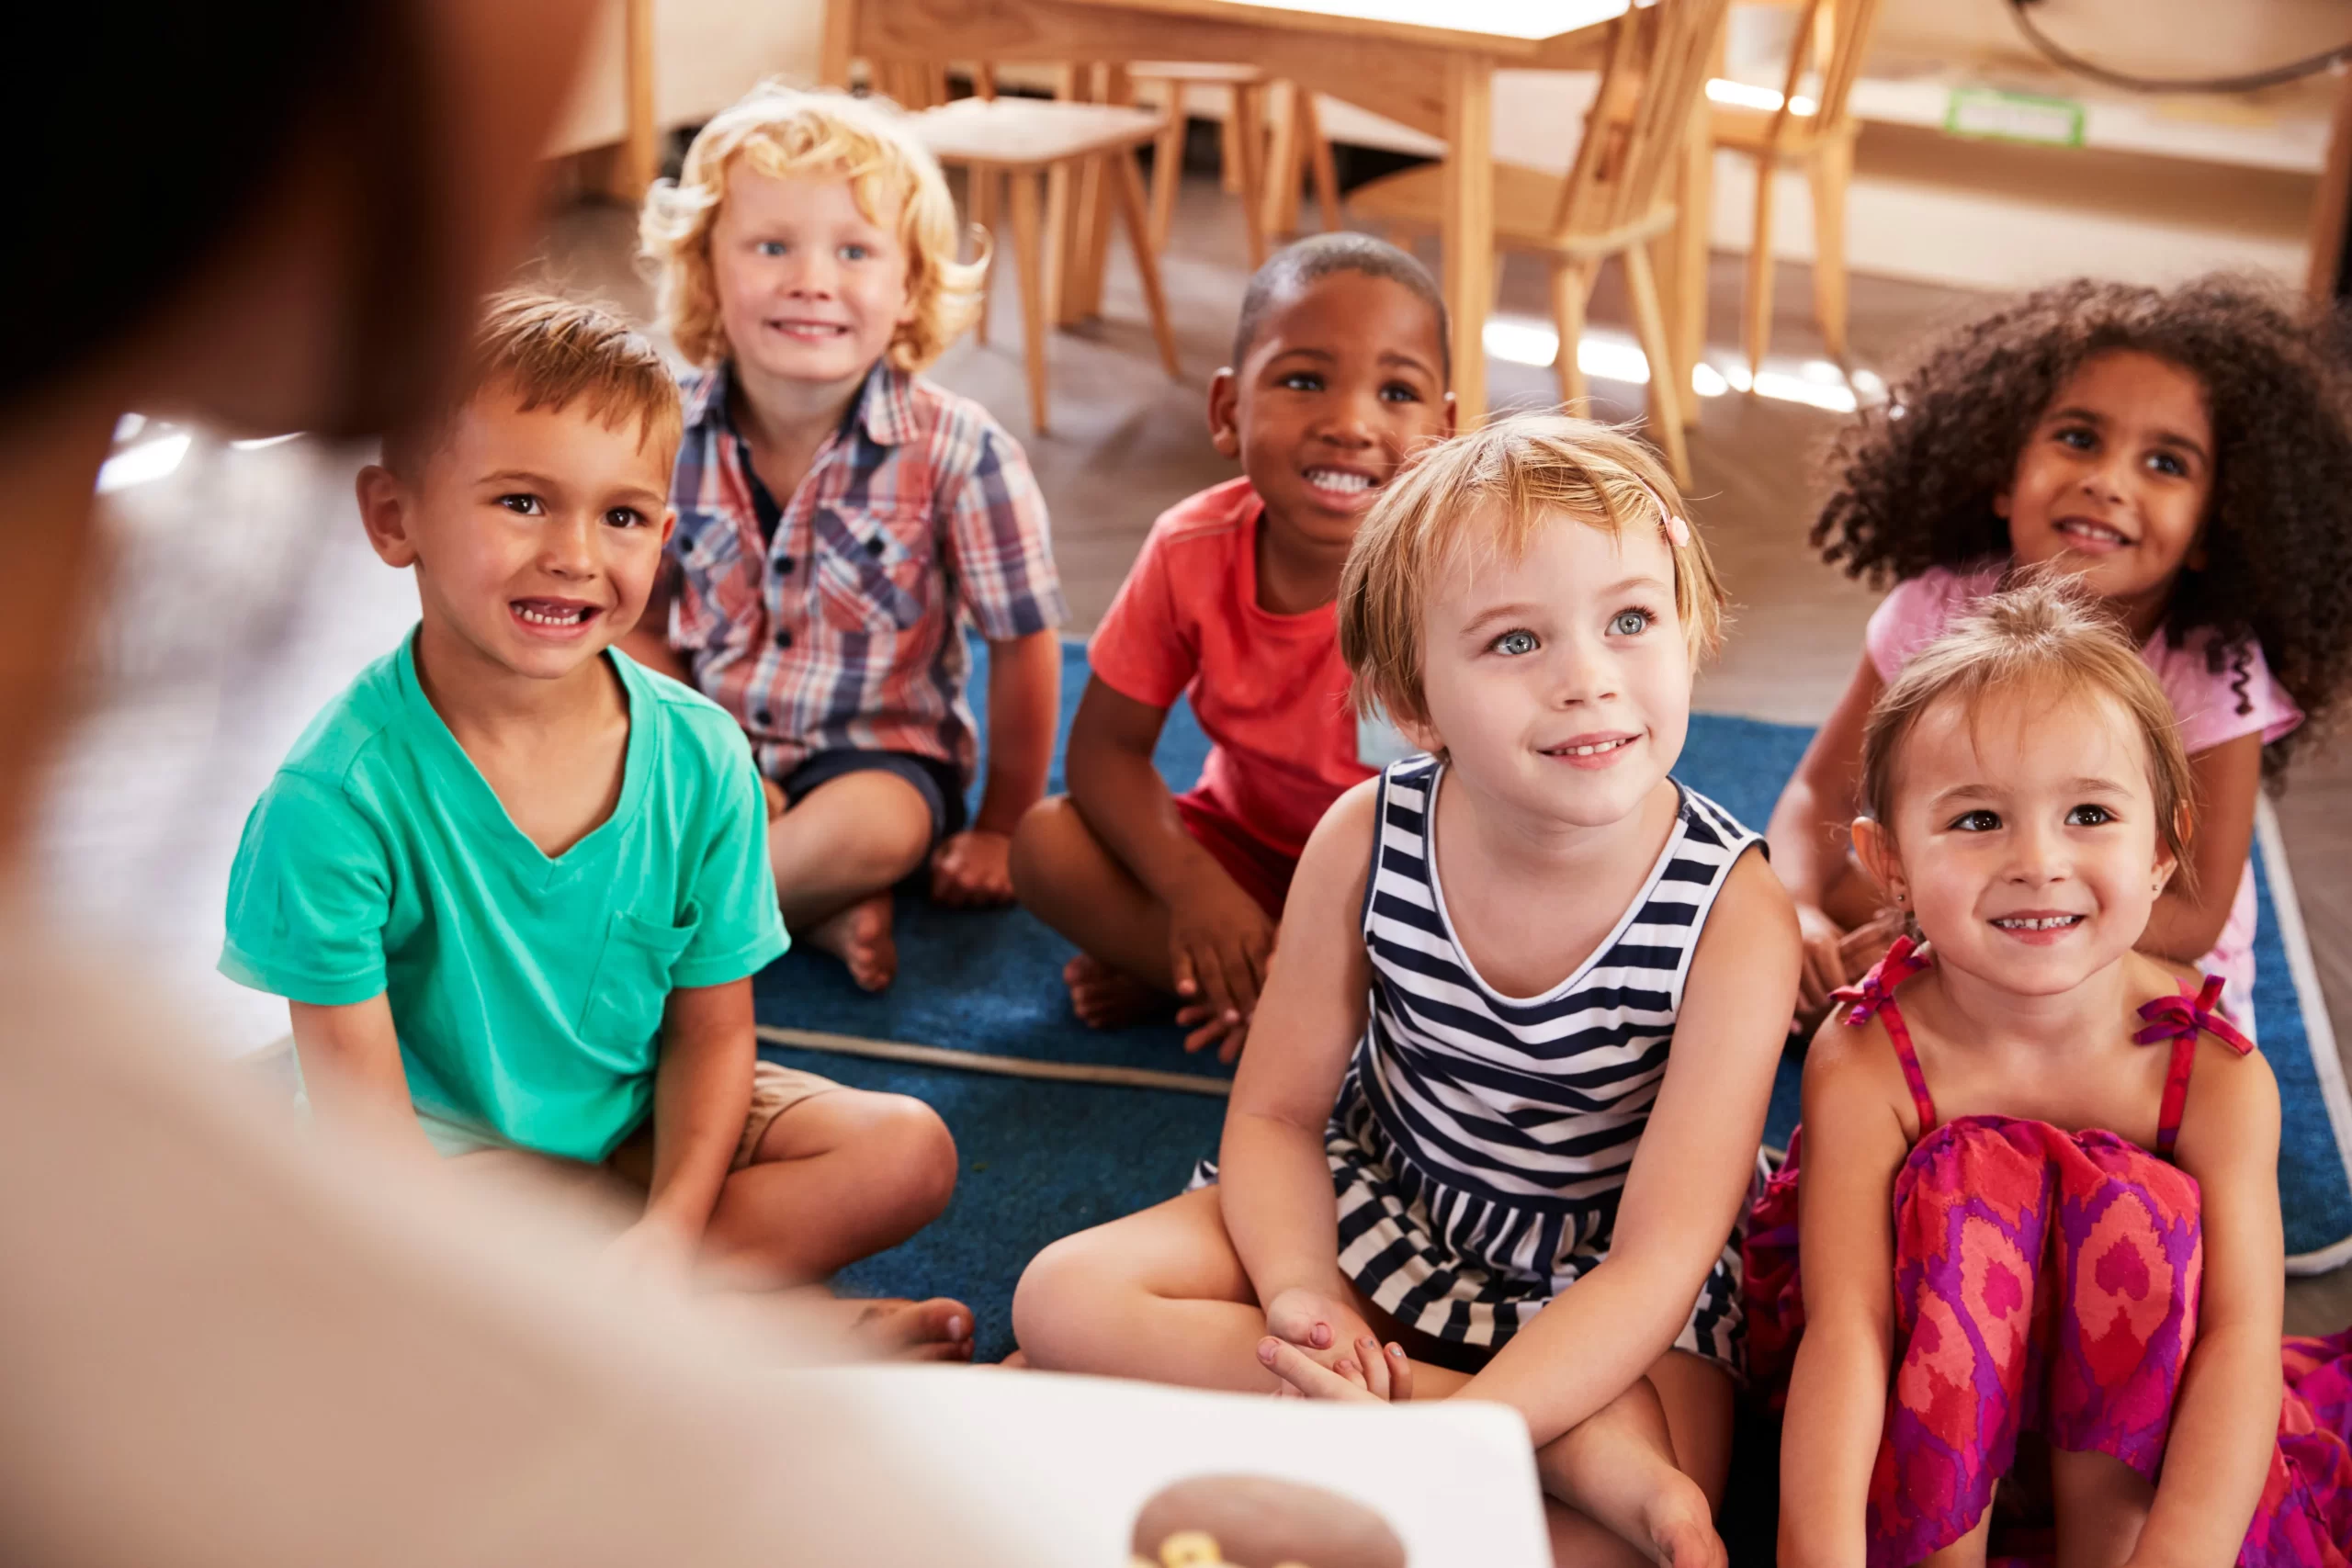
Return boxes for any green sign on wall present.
[1944,86,2087,147]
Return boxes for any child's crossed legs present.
[1013,1186,1731,1567]
[1011,794,1285,1058]
[764,750,965,992]
[451,1069,969,1359]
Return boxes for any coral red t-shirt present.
[1088,478,1370,862]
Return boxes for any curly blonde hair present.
[639,82,982,373]
[1338,414,1726,730]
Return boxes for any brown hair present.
[639,82,981,374]
[1860,572,2195,879]
[1337,414,1725,728]
[380,290,682,477]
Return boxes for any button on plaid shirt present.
[667,362,1067,784]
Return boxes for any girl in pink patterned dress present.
[1770,278,2352,1029]
[1752,579,2352,1568]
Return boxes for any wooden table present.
[822,0,1683,424]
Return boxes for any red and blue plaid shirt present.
[667,362,1066,784]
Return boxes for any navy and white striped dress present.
[1327,753,1759,1368]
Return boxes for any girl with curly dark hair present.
[1766,276,2352,1023]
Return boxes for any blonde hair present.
[639,82,982,373]
[1860,573,2195,879]
[1337,414,1727,728]
[381,289,681,476]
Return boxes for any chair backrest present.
[1549,0,1735,248]
[1768,0,1884,146]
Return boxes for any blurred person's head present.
[359,292,681,688]
[1,0,596,864]
[639,84,981,391]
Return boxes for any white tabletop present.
[1052,0,1633,50]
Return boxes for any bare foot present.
[841,1296,975,1362]
[1063,953,1162,1028]
[1639,1472,1727,1568]
[807,892,897,991]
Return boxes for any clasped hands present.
[1257,1286,1417,1405]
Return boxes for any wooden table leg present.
[970,168,997,348]
[1668,66,1713,428]
[1010,168,1052,434]
[1301,88,1342,233]
[1261,82,1299,244]
[1233,79,1270,267]
[1114,152,1182,378]
[819,0,857,90]
[1063,67,1108,324]
[606,0,658,201]
[1078,64,1131,320]
[1441,53,1496,425]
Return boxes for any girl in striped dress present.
[1014,417,1802,1568]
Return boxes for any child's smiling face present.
[1211,270,1453,556]
[1859,682,2174,998]
[368,388,675,684]
[1408,509,1690,829]
[1997,349,2214,633]
[708,161,916,392]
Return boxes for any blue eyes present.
[1487,610,1653,657]
[753,240,876,261]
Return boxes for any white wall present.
[548,0,831,159]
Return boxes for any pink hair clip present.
[1664,513,1691,548]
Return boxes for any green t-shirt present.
[220,632,789,1161]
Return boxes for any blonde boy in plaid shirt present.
[629,85,1066,991]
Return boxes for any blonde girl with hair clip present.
[1748,575,2352,1568]
[1014,414,1801,1568]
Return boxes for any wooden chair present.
[1347,0,1733,484]
[1130,62,1272,265]
[908,93,1182,435]
[1262,84,1345,243]
[1709,0,1883,374]
[1126,67,1344,265]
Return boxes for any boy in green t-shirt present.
[222,292,967,1357]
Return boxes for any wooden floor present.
[41,172,2352,1329]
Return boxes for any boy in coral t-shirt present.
[1009,236,1453,1060]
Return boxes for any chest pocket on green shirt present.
[580,905,700,1050]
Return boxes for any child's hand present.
[1167,875,1276,1056]
[598,1215,697,1297]
[1175,999,1252,1065]
[1258,1335,1415,1403]
[1793,902,1850,1019]
[1263,1285,1381,1372]
[929,829,1016,907]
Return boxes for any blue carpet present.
[758,643,2352,1357]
